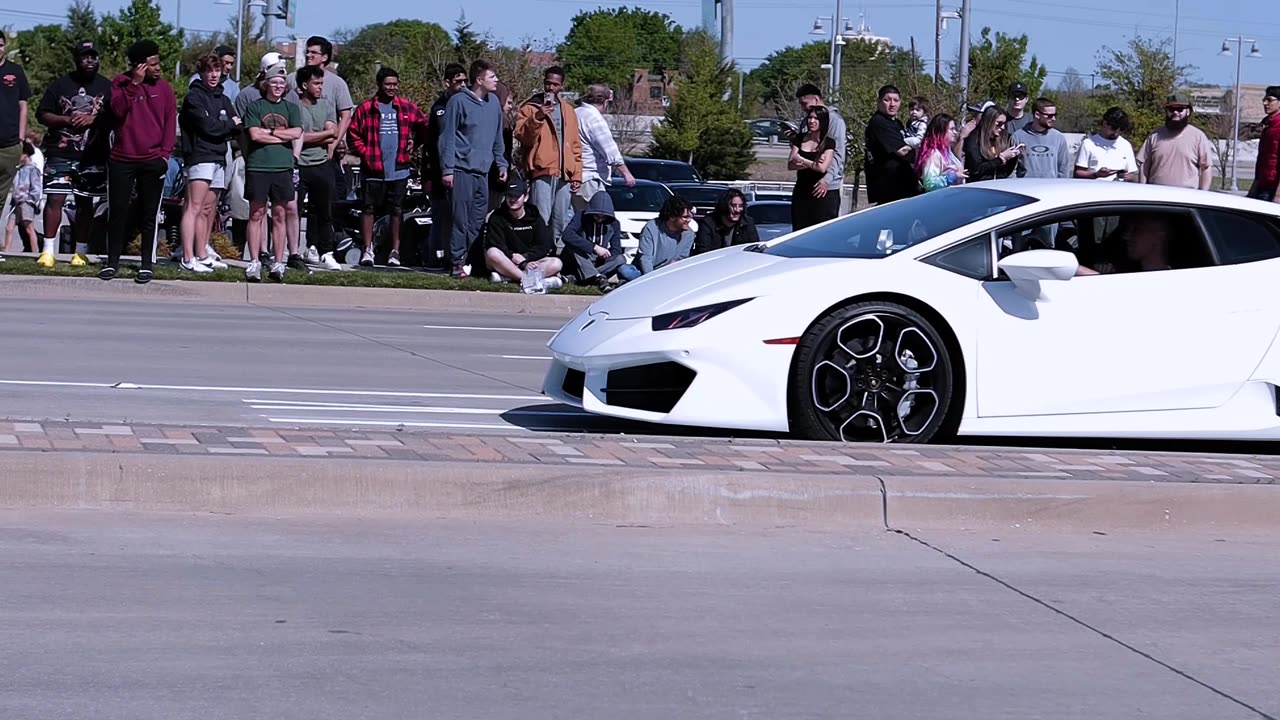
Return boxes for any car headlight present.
[651,299,752,331]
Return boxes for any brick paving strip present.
[2,420,1277,485]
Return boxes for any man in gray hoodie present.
[1010,97,1072,179]
[438,59,507,278]
[634,194,695,276]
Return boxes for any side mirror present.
[998,249,1079,300]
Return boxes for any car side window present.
[1197,208,1280,265]
[923,236,992,280]
[997,209,1215,277]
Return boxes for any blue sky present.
[8,0,1276,88]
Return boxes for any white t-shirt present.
[1075,133,1137,180]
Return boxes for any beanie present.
[126,40,160,67]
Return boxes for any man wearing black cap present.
[1249,86,1280,201]
[1006,82,1032,134]
[38,39,112,268]
[482,173,564,289]
[100,40,176,284]
[0,33,31,208]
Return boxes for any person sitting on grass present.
[483,173,564,290]
[561,190,634,291]
[633,194,694,276]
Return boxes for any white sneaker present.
[305,245,320,264]
[181,258,213,274]
[197,255,227,270]
[543,275,564,291]
[489,271,506,284]
[388,249,401,267]
[320,252,342,271]
[359,249,374,267]
[245,260,261,282]
[269,262,286,282]
[206,246,223,262]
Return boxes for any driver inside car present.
[1076,214,1172,275]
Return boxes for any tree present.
[557,7,682,93]
[1055,67,1093,133]
[335,20,453,100]
[1093,36,1192,146]
[650,30,753,179]
[97,0,182,78]
[452,12,488,67]
[745,42,831,115]
[963,27,1047,105]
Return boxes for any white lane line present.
[0,379,542,401]
[494,355,552,360]
[423,324,558,333]
[265,417,539,430]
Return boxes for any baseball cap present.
[505,173,528,197]
[966,100,997,114]
[1166,92,1193,108]
[1008,81,1028,97]
[74,40,98,57]
[263,63,288,80]
[260,51,284,73]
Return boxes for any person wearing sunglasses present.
[1010,96,1071,180]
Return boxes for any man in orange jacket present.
[514,66,582,247]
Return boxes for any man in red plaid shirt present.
[347,66,429,267]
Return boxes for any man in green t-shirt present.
[293,64,340,270]
[242,63,302,282]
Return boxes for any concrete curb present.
[3,451,1278,530]
[0,275,595,317]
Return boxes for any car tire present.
[791,301,956,443]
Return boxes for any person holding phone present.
[964,106,1020,182]
[1075,106,1138,182]
[514,66,582,249]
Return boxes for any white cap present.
[260,52,284,73]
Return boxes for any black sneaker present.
[98,266,117,281]
[287,253,312,274]
[135,269,153,284]
[259,251,272,266]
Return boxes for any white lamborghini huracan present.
[543,180,1280,443]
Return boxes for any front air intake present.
[603,362,697,413]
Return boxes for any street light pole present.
[174,0,182,79]
[1221,36,1261,192]
[956,0,971,107]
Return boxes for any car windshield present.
[628,161,703,184]
[764,187,1035,258]
[673,186,728,205]
[747,203,791,225]
[607,184,672,213]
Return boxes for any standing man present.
[794,83,846,212]
[242,64,302,282]
[1248,86,1280,201]
[1136,93,1212,191]
[101,40,175,284]
[288,37,354,209]
[1005,82,1032,134]
[424,63,467,267]
[574,84,635,211]
[1074,106,1138,182]
[438,59,507,279]
[1011,98,1072,179]
[190,45,239,103]
[347,66,428,267]
[514,66,582,246]
[864,85,917,205]
[0,33,31,207]
[294,65,341,269]
[38,39,111,268]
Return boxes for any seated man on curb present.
[483,174,564,289]
[633,194,695,276]
[560,191,636,290]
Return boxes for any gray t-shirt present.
[297,97,336,167]
[286,68,353,113]
[234,84,261,119]
[549,99,564,169]
[377,100,409,181]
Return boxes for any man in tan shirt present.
[1136,93,1212,190]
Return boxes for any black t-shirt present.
[864,111,916,203]
[0,60,32,148]
[794,135,836,186]
[38,73,113,161]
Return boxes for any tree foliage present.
[650,31,753,179]
[963,27,1047,105]
[97,0,182,78]
[1092,36,1192,144]
[1054,67,1093,133]
[335,20,453,100]
[745,41,831,114]
[557,7,682,93]
[452,12,489,67]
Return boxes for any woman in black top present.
[789,106,837,231]
[963,106,1022,182]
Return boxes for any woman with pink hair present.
[916,113,967,192]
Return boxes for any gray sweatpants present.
[530,176,573,250]
[449,170,488,268]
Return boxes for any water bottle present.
[522,263,546,294]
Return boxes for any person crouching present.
[483,173,564,290]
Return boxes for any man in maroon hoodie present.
[99,40,176,284]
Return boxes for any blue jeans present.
[617,263,641,282]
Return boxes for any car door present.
[975,204,1280,418]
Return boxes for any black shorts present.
[246,170,295,205]
[362,177,408,214]
[44,157,107,198]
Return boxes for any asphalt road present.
[0,296,612,434]
[0,510,1275,719]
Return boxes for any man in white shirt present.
[573,84,634,211]
[1074,106,1138,181]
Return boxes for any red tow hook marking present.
[763,337,801,345]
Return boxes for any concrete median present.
[3,450,1277,531]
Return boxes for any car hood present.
[588,246,791,319]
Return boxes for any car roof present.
[748,200,790,206]
[971,179,1276,215]
[612,178,669,188]
[625,158,694,166]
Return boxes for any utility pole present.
[719,0,733,64]
[956,0,971,107]
[1172,0,1179,66]
[934,0,942,83]
[832,0,844,92]
[263,0,274,54]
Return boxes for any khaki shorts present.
[0,143,21,202]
